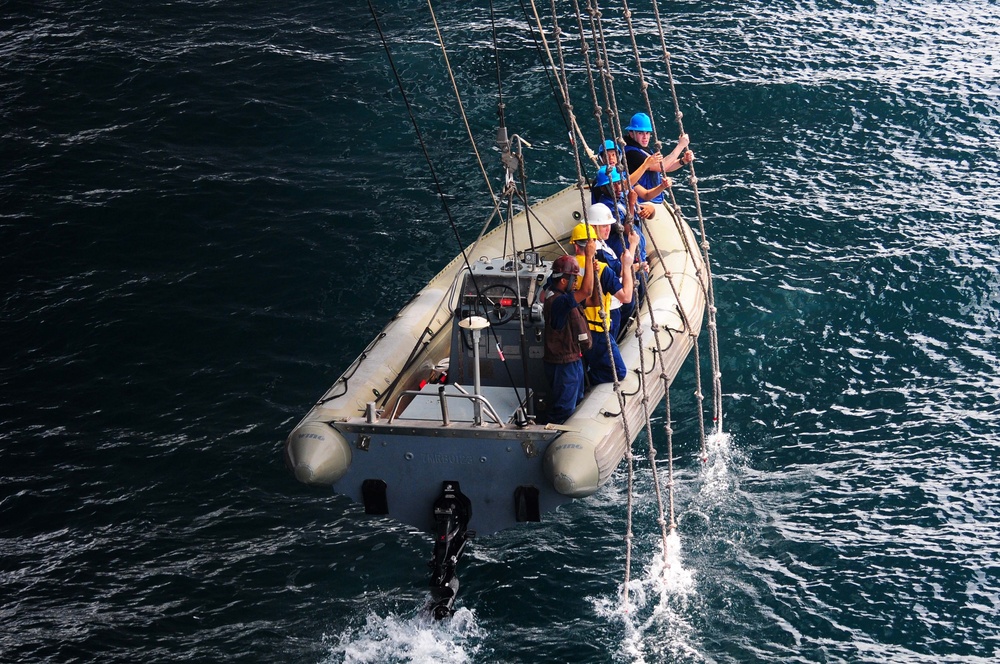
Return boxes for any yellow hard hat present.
[570,222,596,243]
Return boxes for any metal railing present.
[387,383,506,427]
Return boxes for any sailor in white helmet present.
[584,203,639,339]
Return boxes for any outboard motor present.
[427,481,474,619]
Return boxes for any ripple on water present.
[3,0,1000,662]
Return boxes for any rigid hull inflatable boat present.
[285,184,707,615]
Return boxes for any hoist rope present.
[365,1,469,407]
[569,0,609,163]
[489,0,506,132]
[569,1,647,603]
[370,0,539,410]
[529,0,639,600]
[620,0,726,454]
[425,0,496,203]
[537,0,655,606]
[517,0,574,138]
[588,0,726,606]
[619,0,662,149]
[647,1,725,433]
[530,0,595,222]
[632,270,675,558]
[588,1,628,149]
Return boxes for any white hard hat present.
[586,203,614,226]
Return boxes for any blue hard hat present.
[625,112,653,133]
[598,139,617,154]
[594,165,623,188]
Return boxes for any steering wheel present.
[478,284,519,325]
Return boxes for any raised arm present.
[614,245,635,304]
[574,239,597,303]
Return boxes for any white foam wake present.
[590,430,737,662]
[323,607,481,664]
[590,530,704,663]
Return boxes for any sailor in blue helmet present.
[598,137,659,189]
[590,165,650,337]
[622,112,694,205]
[597,139,621,167]
[590,163,623,210]
[590,164,648,266]
[542,242,596,425]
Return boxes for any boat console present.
[447,254,552,420]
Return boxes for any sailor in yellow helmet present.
[570,205,635,384]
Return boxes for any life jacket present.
[595,242,623,312]
[623,144,665,204]
[542,289,591,362]
[568,303,592,352]
[574,255,613,333]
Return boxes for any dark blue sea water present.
[3,1,998,662]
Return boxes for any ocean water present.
[2,1,998,662]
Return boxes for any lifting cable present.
[646,0,724,433]
[569,0,645,605]
[368,0,532,410]
[612,0,701,598]
[425,0,496,204]
[536,0,642,605]
[527,0,595,224]
[627,0,728,584]
[565,0,726,606]
[530,2,645,599]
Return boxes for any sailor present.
[584,203,640,339]
[571,221,635,385]
[591,164,649,266]
[622,112,694,205]
[597,138,621,167]
[598,137,659,188]
[588,203,623,273]
[542,244,596,425]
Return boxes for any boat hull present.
[286,186,706,535]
